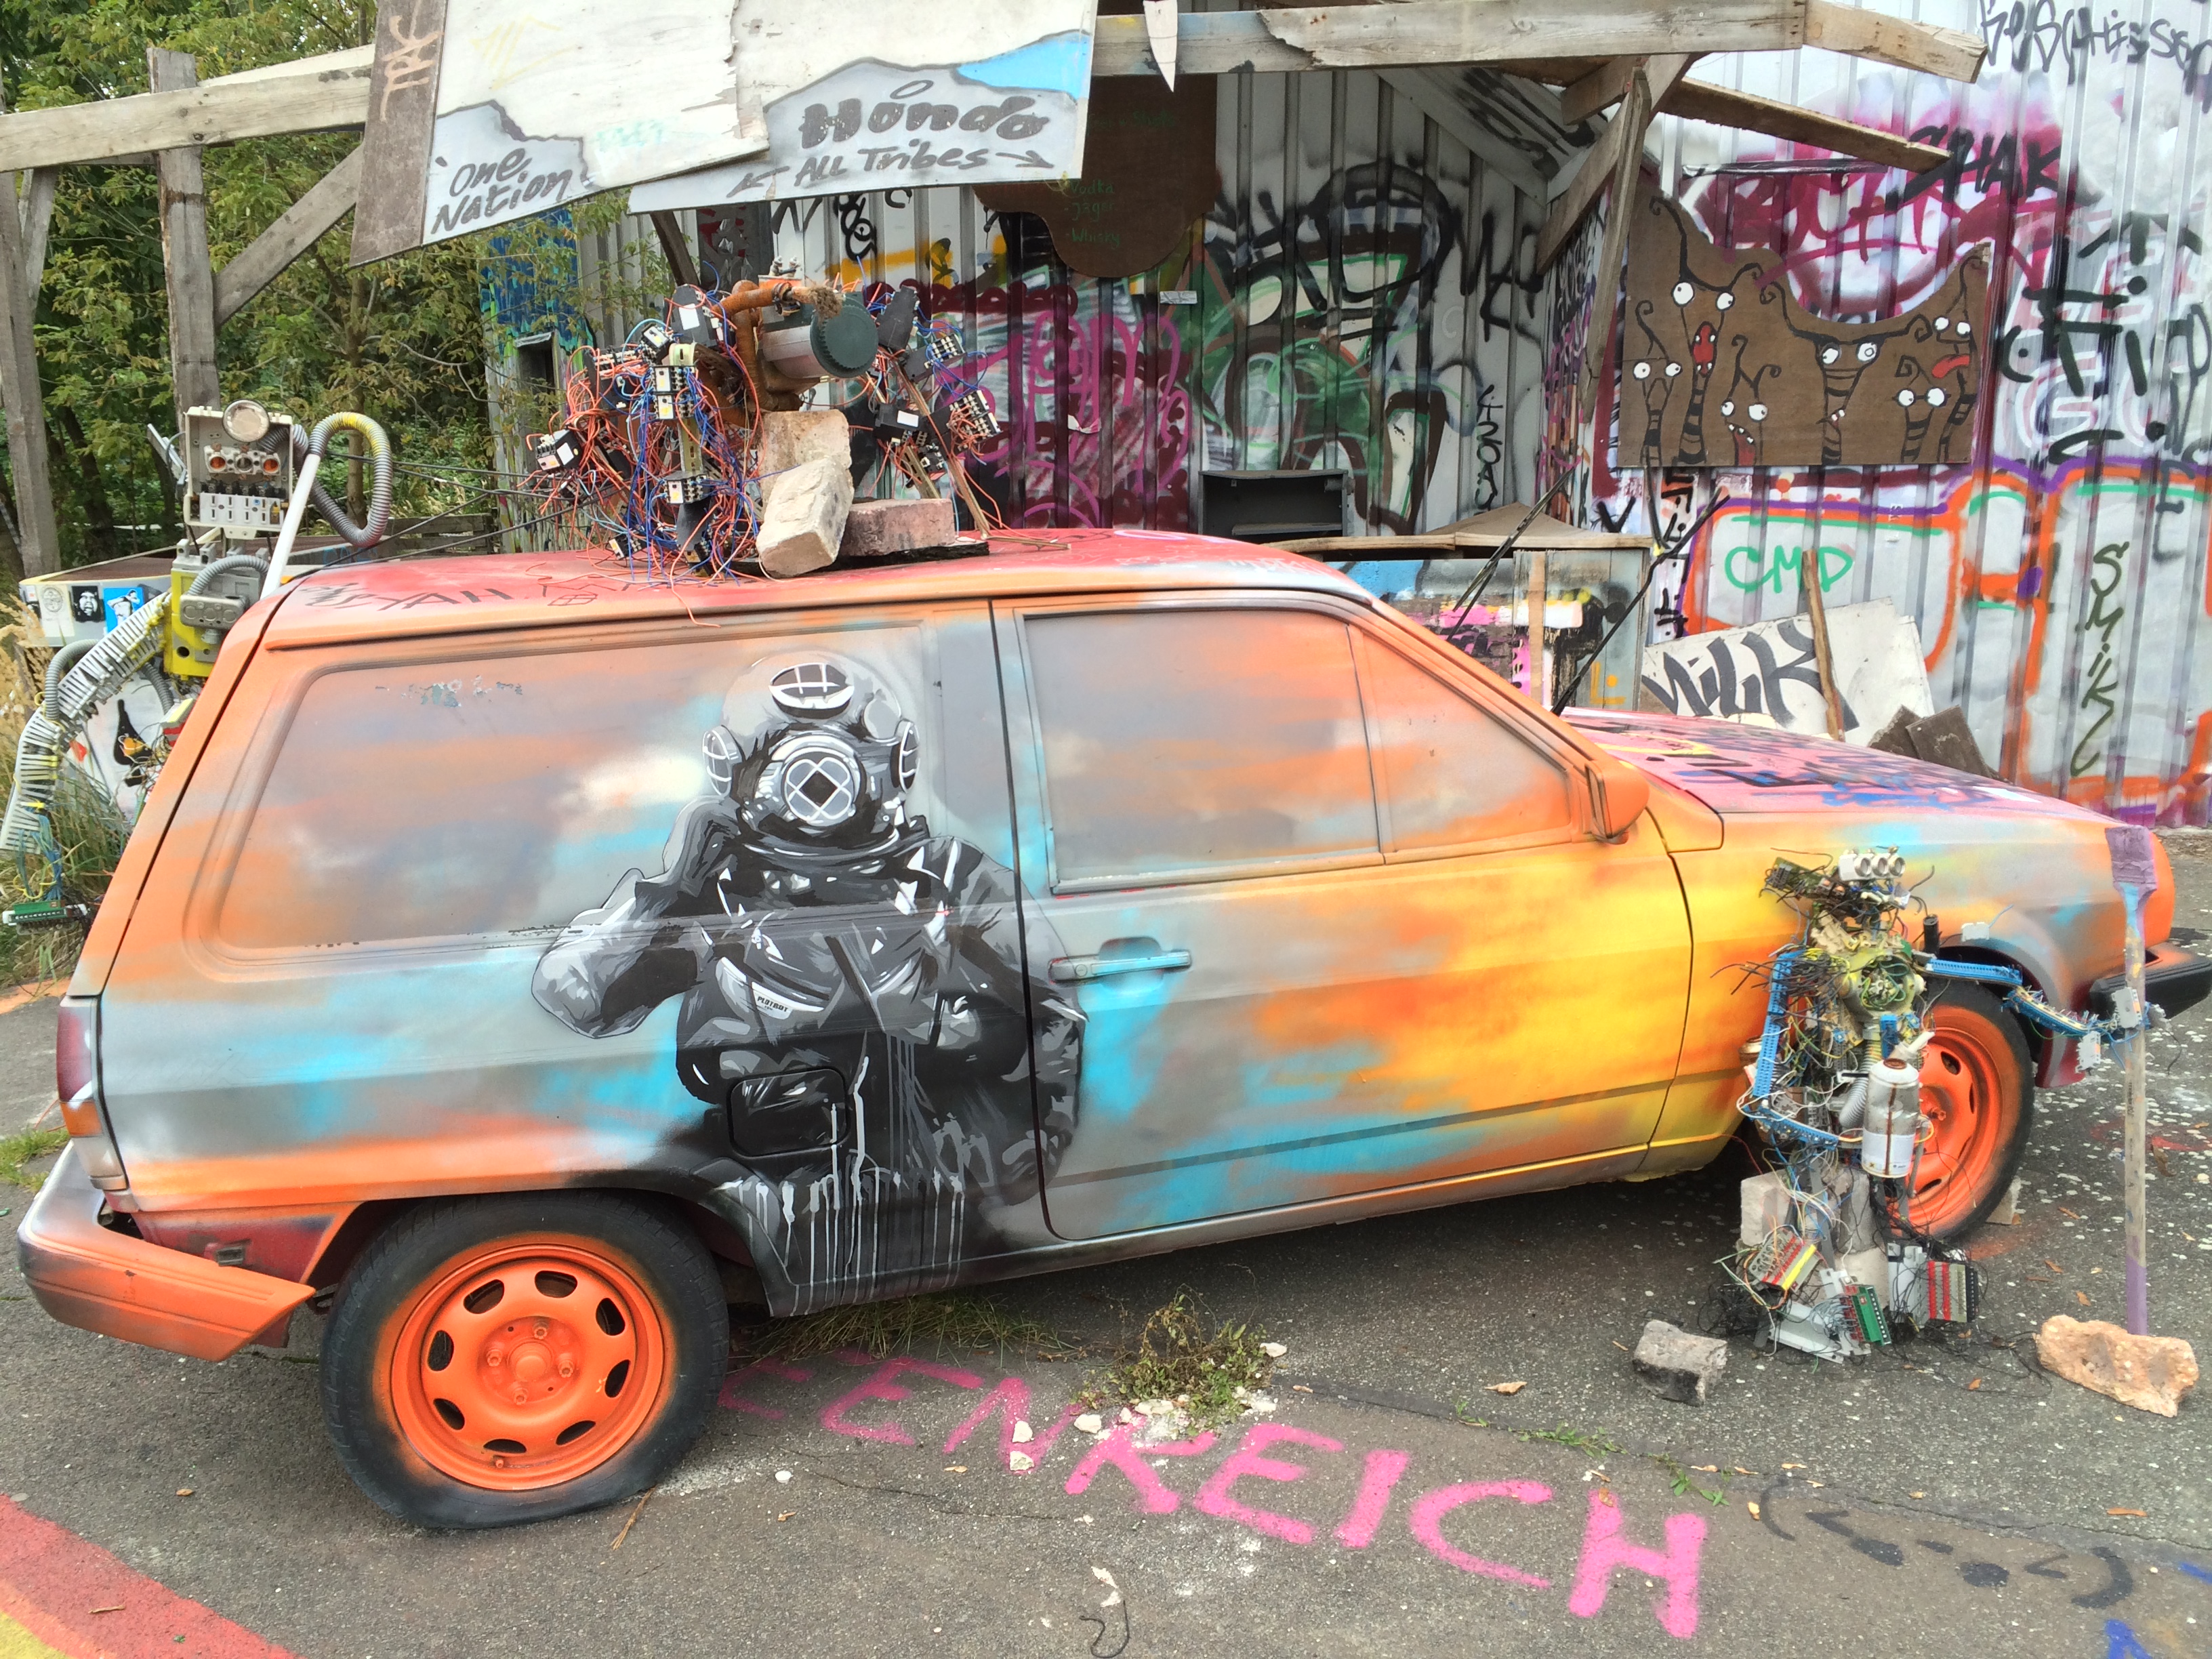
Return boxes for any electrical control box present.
[184,405,296,532]
[166,548,267,680]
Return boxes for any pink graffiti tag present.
[819,1356,984,1446]
[1063,1425,1219,1514]
[1193,1423,1345,1544]
[717,1357,813,1418]
[1335,1449,1413,1549]
[943,1378,1083,1471]
[1408,1481,1554,1585]
[1568,1488,1707,1639]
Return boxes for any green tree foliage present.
[1,0,497,573]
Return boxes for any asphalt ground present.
[3,848,2210,1657]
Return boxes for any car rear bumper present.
[16,1143,315,1361]
[2089,945,2212,1022]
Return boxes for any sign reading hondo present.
[351,0,1096,264]
[629,24,1096,211]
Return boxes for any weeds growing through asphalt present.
[739,1292,1082,1363]
[0,1126,68,1189]
[1081,1291,1276,1431]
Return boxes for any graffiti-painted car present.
[19,533,2203,1528]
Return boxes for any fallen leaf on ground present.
[775,1511,796,1522]
[1611,1340,1631,1353]
[89,1605,123,1616]
[1732,1466,1754,1475]
[2044,1258,2064,1273]
[175,1488,192,1497]
[1910,1490,1926,1498]
[1488,1381,1526,1395]
[1967,1378,1983,1390]
[1290,1385,1313,1393]
[1746,1501,1761,1519]
[2077,1291,2093,1307]
[1807,1480,1826,1488]
[2060,1206,2083,1219]
[2090,1267,2103,1275]
[943,1466,966,1474]
[1690,1465,1719,1473]
[2108,1508,2147,1518]
[1781,1462,1805,1470]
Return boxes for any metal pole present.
[2106,825,2158,1336]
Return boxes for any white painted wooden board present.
[630,0,1097,211]
[1641,600,1935,741]
[405,2,767,249]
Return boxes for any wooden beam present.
[1660,78,1948,172]
[0,47,371,171]
[149,51,219,433]
[213,144,363,327]
[1578,58,1683,404]
[19,167,56,302]
[1376,68,1552,194]
[1559,60,1635,124]
[1536,56,1687,272]
[0,165,59,577]
[1805,0,1983,81]
[649,210,701,290]
[1094,3,1802,75]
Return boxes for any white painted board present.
[414,3,766,247]
[1640,599,1935,743]
[628,3,1095,210]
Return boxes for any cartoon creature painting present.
[533,654,1084,1309]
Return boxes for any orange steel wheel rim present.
[1908,1010,2016,1233]
[386,1237,671,1491]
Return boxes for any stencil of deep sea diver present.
[530,654,1084,1315]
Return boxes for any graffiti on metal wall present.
[533,652,1084,1311]
[1561,0,2212,825]
[768,99,1546,537]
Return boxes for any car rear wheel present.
[1902,983,2034,1239]
[322,1193,726,1529]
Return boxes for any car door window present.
[1356,634,1577,854]
[1024,606,1379,888]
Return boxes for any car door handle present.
[1050,949,1193,983]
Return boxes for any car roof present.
[260,529,1376,649]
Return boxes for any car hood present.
[1565,709,2102,821]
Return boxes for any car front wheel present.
[1904,982,2034,1238]
[322,1192,726,1528]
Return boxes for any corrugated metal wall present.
[1562,0,2212,822]
[765,28,1560,534]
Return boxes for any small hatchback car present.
[20,533,2205,1526]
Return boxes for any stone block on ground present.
[1632,1319,1728,1406]
[841,496,958,558]
[757,456,854,578]
[758,409,853,478]
[2035,1315,2198,1416]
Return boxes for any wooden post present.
[1525,548,1549,705]
[148,49,220,435]
[648,211,700,290]
[0,102,60,578]
[1800,546,1847,739]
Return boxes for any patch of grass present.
[1647,1451,1728,1505]
[1521,1422,1623,1458]
[743,1292,1081,1363]
[0,1126,68,1189]
[1082,1292,1275,1431]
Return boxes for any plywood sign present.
[352,1,1096,262]
[975,75,1217,279]
[1620,191,1987,468]
[351,0,769,264]
[1640,598,1934,742]
[628,5,1097,211]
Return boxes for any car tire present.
[1905,981,2035,1239]
[321,1191,727,1529]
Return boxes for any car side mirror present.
[1588,754,1650,841]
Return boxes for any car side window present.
[1024,606,1379,887]
[1355,632,1577,853]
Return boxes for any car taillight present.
[54,995,126,1190]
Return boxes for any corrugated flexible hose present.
[289,412,393,549]
[0,592,171,855]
